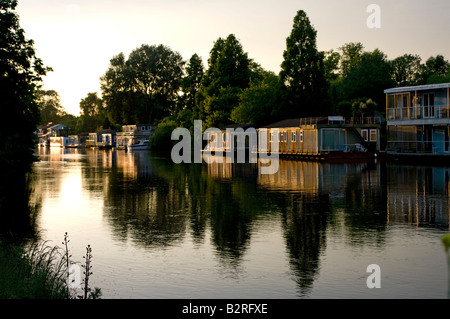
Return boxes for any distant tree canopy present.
[100,44,185,126]
[36,90,66,125]
[76,92,108,133]
[0,0,51,174]
[31,9,450,145]
[196,34,258,128]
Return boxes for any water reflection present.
[387,165,450,228]
[30,148,450,298]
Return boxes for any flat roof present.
[384,83,450,94]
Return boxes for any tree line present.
[40,10,450,149]
[4,2,450,165]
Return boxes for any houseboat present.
[50,136,70,148]
[86,130,117,149]
[257,116,381,161]
[116,124,155,151]
[385,82,450,161]
[36,123,70,147]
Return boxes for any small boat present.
[127,139,150,151]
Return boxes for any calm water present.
[28,147,450,299]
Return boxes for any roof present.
[218,123,259,130]
[260,118,301,129]
[384,82,450,94]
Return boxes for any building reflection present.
[387,165,450,228]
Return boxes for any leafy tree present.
[149,118,179,151]
[76,92,105,133]
[422,55,450,84]
[101,45,185,125]
[36,90,66,125]
[79,92,103,117]
[174,54,204,130]
[279,10,329,117]
[196,34,253,127]
[323,50,341,83]
[339,42,364,77]
[231,71,283,125]
[0,0,51,174]
[178,53,204,112]
[390,54,423,87]
[100,53,135,125]
[126,44,185,123]
[338,49,394,111]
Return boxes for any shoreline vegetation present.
[0,233,101,299]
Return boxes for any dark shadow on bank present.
[0,170,41,244]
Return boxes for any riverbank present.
[0,241,68,299]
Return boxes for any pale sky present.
[16,0,450,116]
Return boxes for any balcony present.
[387,140,449,154]
[387,105,450,122]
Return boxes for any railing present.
[387,140,449,154]
[299,116,381,126]
[387,106,450,121]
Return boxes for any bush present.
[150,119,179,151]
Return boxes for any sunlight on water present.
[30,148,450,299]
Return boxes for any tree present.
[100,53,135,125]
[174,54,204,130]
[36,90,66,125]
[422,55,450,84]
[79,92,103,117]
[279,10,329,117]
[390,54,422,87]
[0,0,51,174]
[178,53,204,112]
[76,92,105,133]
[339,42,364,77]
[338,49,394,111]
[231,71,283,125]
[126,44,185,123]
[196,34,254,127]
[101,45,185,125]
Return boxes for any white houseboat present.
[385,82,450,160]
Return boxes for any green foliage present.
[339,42,364,77]
[0,0,51,174]
[76,92,107,133]
[337,48,394,111]
[231,71,282,125]
[101,45,185,126]
[442,234,450,252]
[0,241,67,299]
[196,34,254,127]
[279,10,330,117]
[177,54,204,113]
[36,90,66,125]
[150,119,179,151]
[390,54,423,87]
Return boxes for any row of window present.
[269,131,303,143]
[267,129,377,143]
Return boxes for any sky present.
[16,0,450,116]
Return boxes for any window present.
[270,132,274,142]
[370,129,377,142]
[361,129,369,142]
[292,132,297,142]
[423,93,435,118]
[299,131,304,143]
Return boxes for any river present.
[26,147,449,299]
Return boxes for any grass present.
[0,240,68,299]
[0,233,102,299]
